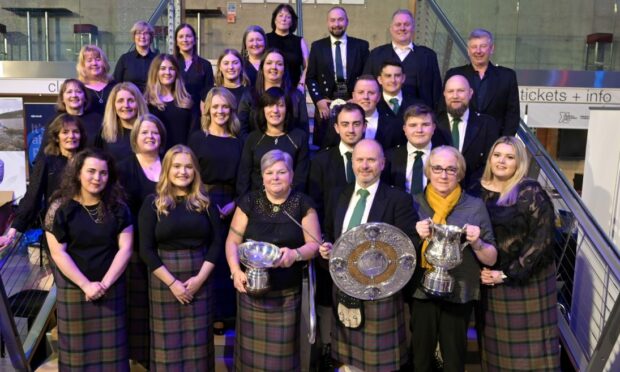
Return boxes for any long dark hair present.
[256,87,292,133]
[270,4,298,33]
[173,23,203,74]
[254,48,291,98]
[43,114,87,156]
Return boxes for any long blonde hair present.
[481,136,530,206]
[155,145,210,216]
[144,54,193,111]
[76,45,112,83]
[101,82,148,143]
[200,87,240,136]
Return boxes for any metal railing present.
[422,0,620,370]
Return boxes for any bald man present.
[320,139,419,371]
[436,74,498,194]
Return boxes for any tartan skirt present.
[126,249,150,366]
[482,264,560,371]
[149,249,214,372]
[234,286,301,371]
[331,287,408,372]
[55,269,129,372]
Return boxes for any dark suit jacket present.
[364,43,442,109]
[374,113,406,150]
[436,110,499,193]
[324,182,420,248]
[384,132,450,192]
[307,36,370,103]
[376,92,424,122]
[445,63,520,136]
[308,146,350,225]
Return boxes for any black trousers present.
[410,298,474,372]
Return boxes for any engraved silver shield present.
[329,222,416,300]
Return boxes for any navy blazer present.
[307,36,370,104]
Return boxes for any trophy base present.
[422,270,454,297]
[245,269,270,296]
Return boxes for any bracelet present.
[294,249,303,262]
[167,279,177,288]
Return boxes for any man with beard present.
[364,9,442,110]
[437,75,498,193]
[445,29,520,136]
[307,6,369,148]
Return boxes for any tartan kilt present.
[149,249,214,372]
[234,286,301,371]
[126,249,150,366]
[482,263,560,371]
[331,287,408,372]
[55,269,129,372]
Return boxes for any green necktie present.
[346,189,370,231]
[345,151,354,184]
[411,150,424,194]
[389,97,400,115]
[451,116,461,149]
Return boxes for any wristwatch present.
[294,249,303,262]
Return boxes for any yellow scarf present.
[420,184,462,269]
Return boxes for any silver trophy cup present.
[238,241,281,295]
[422,222,467,297]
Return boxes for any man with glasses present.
[437,74,498,194]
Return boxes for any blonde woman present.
[97,82,148,162]
[215,49,250,106]
[479,136,559,370]
[139,145,221,370]
[114,20,158,92]
[144,54,198,150]
[76,44,115,115]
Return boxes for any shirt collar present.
[448,108,470,123]
[366,109,379,121]
[338,141,354,157]
[354,179,380,195]
[407,141,432,155]
[330,34,348,46]
[383,91,403,104]
[392,42,414,52]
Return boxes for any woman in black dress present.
[98,82,148,162]
[77,44,115,116]
[0,114,85,250]
[215,49,250,106]
[240,25,266,87]
[479,136,560,371]
[139,144,222,371]
[266,4,309,90]
[45,148,133,371]
[226,149,320,371]
[145,54,198,150]
[236,87,309,196]
[174,23,215,107]
[238,48,308,137]
[188,87,243,332]
[117,113,167,368]
[114,20,158,93]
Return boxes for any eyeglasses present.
[430,165,458,176]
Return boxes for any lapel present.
[478,63,496,112]
[335,185,354,239]
[322,38,336,79]
[395,146,408,179]
[329,146,347,183]
[462,112,481,153]
[367,182,388,222]
[345,39,357,78]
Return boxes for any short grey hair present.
[260,149,293,174]
[425,146,466,181]
[469,28,494,44]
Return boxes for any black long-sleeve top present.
[148,101,199,151]
[187,131,243,189]
[113,49,158,93]
[12,155,68,232]
[116,154,157,221]
[138,194,222,272]
[236,128,309,197]
[180,56,215,104]
[85,81,116,116]
[95,127,133,164]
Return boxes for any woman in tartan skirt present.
[480,136,560,371]
[45,148,133,371]
[139,144,222,371]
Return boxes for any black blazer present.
[384,132,450,191]
[308,146,350,224]
[307,36,370,104]
[324,182,420,247]
[376,92,424,122]
[373,113,406,150]
[364,43,442,110]
[436,110,499,193]
[445,63,520,136]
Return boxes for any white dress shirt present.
[405,141,432,193]
[447,109,470,152]
[330,34,348,81]
[364,110,379,140]
[342,180,380,231]
[392,42,414,61]
[382,91,403,112]
[338,141,354,180]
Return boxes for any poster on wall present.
[0,98,27,203]
[24,103,57,169]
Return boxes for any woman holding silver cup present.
[225,149,320,371]
[411,146,497,372]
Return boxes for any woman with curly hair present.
[139,145,222,370]
[45,148,133,371]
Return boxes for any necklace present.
[92,89,104,104]
[82,202,104,224]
